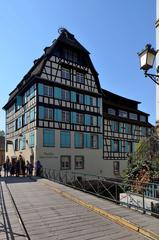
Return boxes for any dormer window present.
[108,108,116,115]
[140,115,146,122]
[119,110,128,118]
[64,49,78,62]
[76,72,85,84]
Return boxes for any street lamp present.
[138,44,159,84]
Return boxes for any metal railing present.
[42,168,159,218]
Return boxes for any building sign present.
[39,152,58,159]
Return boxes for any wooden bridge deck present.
[0,177,159,240]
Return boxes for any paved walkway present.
[0,177,159,239]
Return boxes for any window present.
[44,108,53,120]
[15,139,19,151]
[91,134,98,149]
[76,113,84,124]
[113,161,120,175]
[17,116,22,129]
[64,49,78,62]
[75,156,84,169]
[61,67,70,80]
[43,129,55,147]
[29,132,35,147]
[108,108,116,115]
[111,140,119,152]
[125,123,132,134]
[119,110,128,118]
[90,116,93,126]
[60,131,71,148]
[19,136,26,150]
[23,113,28,126]
[76,93,84,104]
[60,156,71,170]
[44,85,53,97]
[62,111,70,122]
[90,97,93,106]
[30,85,35,99]
[127,141,132,153]
[111,121,118,132]
[129,113,138,120]
[61,89,70,101]
[140,115,146,122]
[30,108,35,122]
[141,127,146,136]
[76,72,85,84]
[74,132,84,148]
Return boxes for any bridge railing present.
[41,168,159,218]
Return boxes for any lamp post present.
[138,44,159,84]
[138,44,159,134]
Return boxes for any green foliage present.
[0,130,5,137]
[122,133,159,184]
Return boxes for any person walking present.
[15,159,20,177]
[21,158,26,177]
[28,162,33,177]
[35,160,42,177]
[4,156,10,177]
[26,160,30,177]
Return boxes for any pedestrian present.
[10,162,15,176]
[26,160,30,176]
[21,158,26,177]
[4,156,10,177]
[0,165,2,177]
[28,162,33,177]
[3,161,7,177]
[15,159,20,177]
[35,160,42,177]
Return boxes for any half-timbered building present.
[3,29,152,178]
[102,89,152,176]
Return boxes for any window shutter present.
[71,112,76,124]
[74,132,79,147]
[43,129,54,147]
[85,114,91,125]
[71,91,76,102]
[119,123,123,133]
[111,140,114,152]
[119,140,122,152]
[97,98,101,107]
[54,109,61,121]
[125,123,128,133]
[39,106,44,119]
[84,133,90,148]
[85,95,90,105]
[60,131,70,147]
[125,141,128,153]
[16,96,22,108]
[132,125,135,135]
[38,84,44,95]
[98,134,103,149]
[111,121,115,131]
[98,116,102,127]
[13,139,15,151]
[30,108,35,122]
[54,87,61,99]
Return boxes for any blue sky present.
[0,0,156,130]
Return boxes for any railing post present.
[115,184,118,203]
[142,188,146,214]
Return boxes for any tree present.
[0,130,5,137]
[122,133,159,188]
